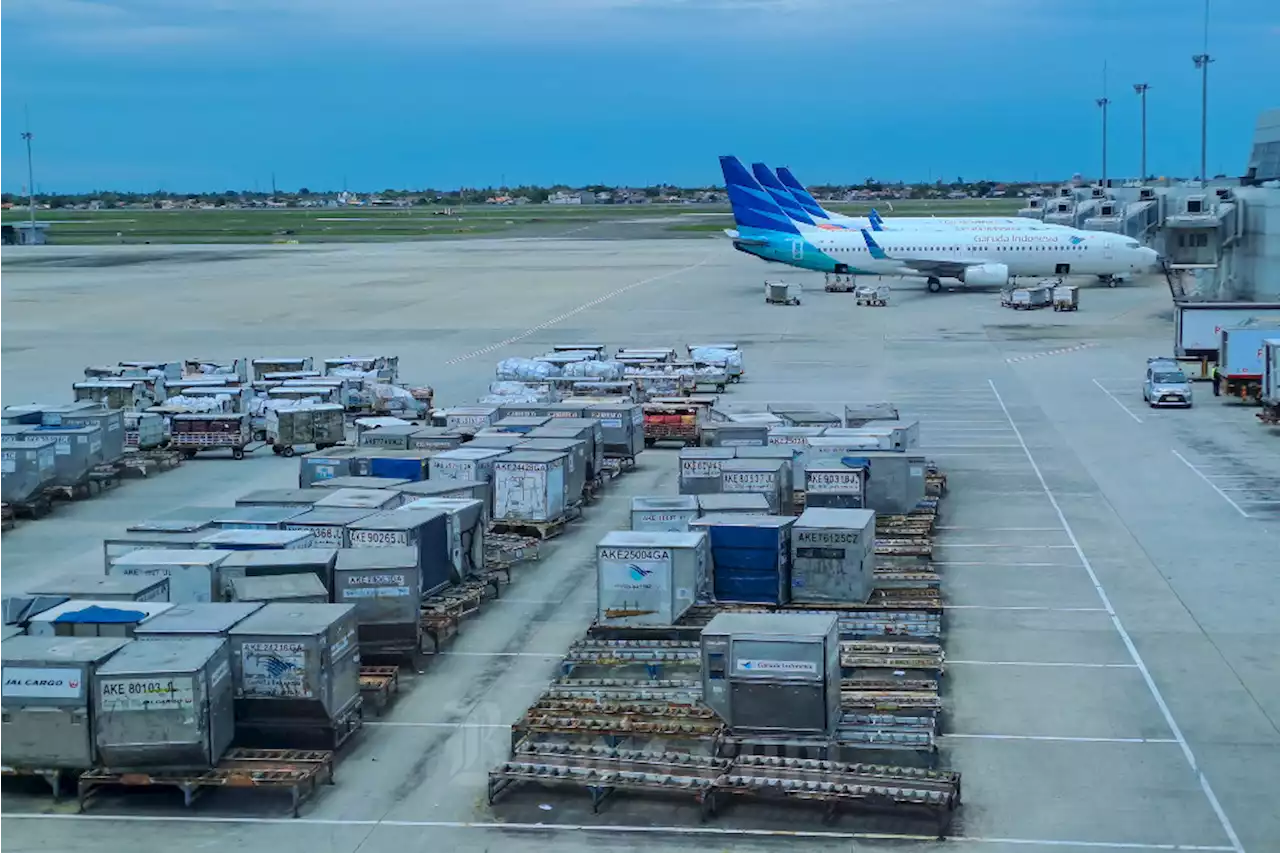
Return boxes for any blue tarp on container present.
[368,456,429,481]
[52,604,148,624]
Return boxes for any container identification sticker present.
[2,666,83,699]
[680,458,722,478]
[597,418,624,429]
[1,452,14,474]
[769,435,808,445]
[100,677,195,712]
[807,471,863,493]
[240,642,311,698]
[735,659,818,674]
[289,523,344,546]
[722,471,774,490]
[350,529,409,546]
[210,660,231,687]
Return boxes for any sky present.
[2,0,1277,193]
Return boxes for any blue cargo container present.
[368,454,431,481]
[689,514,795,605]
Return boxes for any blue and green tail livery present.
[751,163,816,225]
[719,156,802,235]
[775,167,831,220]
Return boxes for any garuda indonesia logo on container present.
[628,564,654,582]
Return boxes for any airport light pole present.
[21,129,36,238]
[1133,83,1150,181]
[1192,53,1213,182]
[1096,97,1110,188]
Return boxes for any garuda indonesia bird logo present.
[628,564,654,582]
[1069,236,1087,245]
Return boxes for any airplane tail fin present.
[776,167,832,220]
[869,209,885,227]
[751,163,816,225]
[720,156,801,235]
[861,228,888,260]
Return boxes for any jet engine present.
[959,263,1010,287]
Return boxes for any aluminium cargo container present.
[2,635,132,771]
[27,574,170,604]
[842,403,900,427]
[352,449,435,482]
[717,458,788,514]
[439,406,500,432]
[689,515,796,606]
[312,488,403,512]
[92,637,234,769]
[28,424,104,487]
[584,403,645,458]
[357,424,420,450]
[678,447,736,495]
[696,493,771,516]
[129,506,228,533]
[209,505,310,531]
[132,603,264,641]
[804,464,869,510]
[631,496,700,532]
[235,489,329,509]
[266,404,345,452]
[497,403,586,420]
[469,433,528,451]
[312,475,412,492]
[1,438,58,504]
[596,531,710,626]
[526,420,604,480]
[27,600,174,638]
[41,406,125,465]
[229,574,329,605]
[396,498,485,582]
[227,603,361,749]
[732,446,797,513]
[217,549,339,599]
[790,508,876,605]
[429,447,507,484]
[103,531,212,569]
[72,379,150,411]
[124,411,166,450]
[196,529,317,551]
[518,437,588,504]
[491,416,551,434]
[109,549,233,603]
[347,509,452,597]
[491,450,569,523]
[283,507,380,548]
[333,547,422,658]
[297,447,366,487]
[408,427,466,451]
[2,596,69,628]
[839,451,927,515]
[703,423,768,448]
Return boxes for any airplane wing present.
[859,229,983,277]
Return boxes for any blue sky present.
[3,0,1276,192]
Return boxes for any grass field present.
[2,198,1026,244]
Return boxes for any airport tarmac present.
[2,239,1277,853]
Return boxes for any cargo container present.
[438,406,500,432]
[229,574,329,604]
[347,509,452,597]
[110,549,233,603]
[766,427,827,471]
[28,574,170,604]
[41,407,125,465]
[733,446,797,512]
[689,515,795,605]
[430,447,507,483]
[469,433,528,451]
[217,549,340,599]
[768,409,841,428]
[829,420,920,451]
[354,416,412,441]
[357,424,420,450]
[354,449,435,482]
[132,603,264,641]
[802,436,884,472]
[283,507,379,548]
[312,475,411,492]
[497,403,585,420]
[251,357,314,381]
[333,547,422,658]
[297,447,365,487]
[696,494,771,516]
[804,464,868,510]
[584,403,645,459]
[526,420,604,480]
[196,529,317,551]
[839,451,927,515]
[491,416,551,435]
[227,603,361,749]
[631,496,700,532]
[210,505,309,531]
[519,438,587,504]
[842,403,900,427]
[312,488,402,512]
[678,447,736,495]
[395,498,485,582]
[72,379,149,411]
[103,531,212,569]
[1,437,58,505]
[700,612,841,737]
[2,635,131,772]
[129,506,228,533]
[92,637,234,769]
[703,423,768,448]
[408,427,466,451]
[2,596,68,628]
[492,450,569,523]
[27,600,174,638]
[236,489,329,509]
[394,479,489,506]
[124,411,166,450]
[790,508,876,605]
[266,404,344,455]
[28,424,104,486]
[596,531,710,626]
[718,458,788,514]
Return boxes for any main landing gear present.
[926,277,943,293]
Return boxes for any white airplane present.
[762,164,1071,232]
[721,156,1160,292]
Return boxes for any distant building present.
[2,222,50,245]
[547,191,596,205]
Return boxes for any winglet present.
[861,229,887,260]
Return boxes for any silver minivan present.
[1143,360,1193,408]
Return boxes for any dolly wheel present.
[282,446,296,457]
[232,447,245,460]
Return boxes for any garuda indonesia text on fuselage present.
[720,156,1159,292]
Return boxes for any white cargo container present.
[804,465,868,510]
[718,458,787,513]
[631,496,700,532]
[596,531,710,626]
[439,406,500,432]
[491,450,568,523]
[102,531,212,569]
[790,508,876,605]
[678,447,735,495]
[196,529,317,551]
[283,507,379,547]
[802,436,884,471]
[312,488,402,512]
[109,549,233,603]
[27,599,174,638]
[429,447,507,483]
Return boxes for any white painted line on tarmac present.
[1171,449,1250,519]
[1,814,1237,850]
[934,543,1077,549]
[937,526,1063,531]
[366,721,510,729]
[949,660,1138,669]
[932,561,1082,567]
[438,651,563,657]
[442,257,708,366]
[991,379,1246,853]
[943,733,1179,744]
[945,605,1107,612]
[1092,378,1144,423]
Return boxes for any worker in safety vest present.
[1212,366,1222,397]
